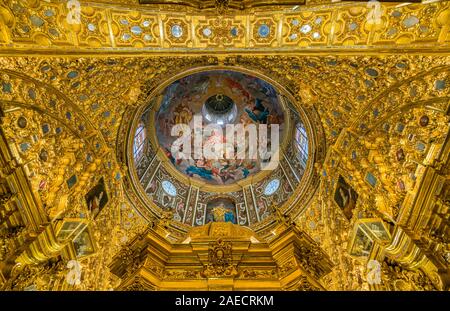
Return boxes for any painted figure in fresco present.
[245,98,270,124]
[186,165,214,180]
[260,84,277,98]
[242,164,251,178]
[239,114,253,127]
[170,131,189,165]
[164,148,176,164]
[204,129,225,153]
[173,102,193,124]
[191,75,210,94]
[225,77,250,100]
[221,164,238,183]
[267,113,283,125]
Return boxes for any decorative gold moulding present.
[0,1,448,55]
[109,222,333,290]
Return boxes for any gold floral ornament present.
[202,238,237,277]
[215,0,230,15]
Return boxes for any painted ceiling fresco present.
[154,70,286,185]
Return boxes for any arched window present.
[162,180,177,197]
[264,179,280,196]
[295,122,308,168]
[133,123,146,160]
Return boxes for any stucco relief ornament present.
[270,198,295,226]
[160,210,174,229]
[296,275,321,291]
[202,238,237,277]
[215,0,230,15]
[124,278,147,291]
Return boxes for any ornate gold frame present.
[55,218,89,242]
[348,218,392,259]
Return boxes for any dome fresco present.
[154,70,286,185]
[132,69,311,229]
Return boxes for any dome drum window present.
[264,179,280,196]
[162,180,177,197]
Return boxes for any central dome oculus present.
[202,94,237,125]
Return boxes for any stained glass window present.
[295,122,308,168]
[133,123,145,160]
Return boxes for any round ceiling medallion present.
[171,25,183,38]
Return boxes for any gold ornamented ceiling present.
[0,0,449,292]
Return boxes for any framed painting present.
[349,226,374,257]
[348,218,391,258]
[333,175,359,220]
[85,177,109,219]
[72,226,96,259]
[55,218,88,242]
[359,218,391,243]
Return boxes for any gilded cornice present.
[0,0,448,55]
